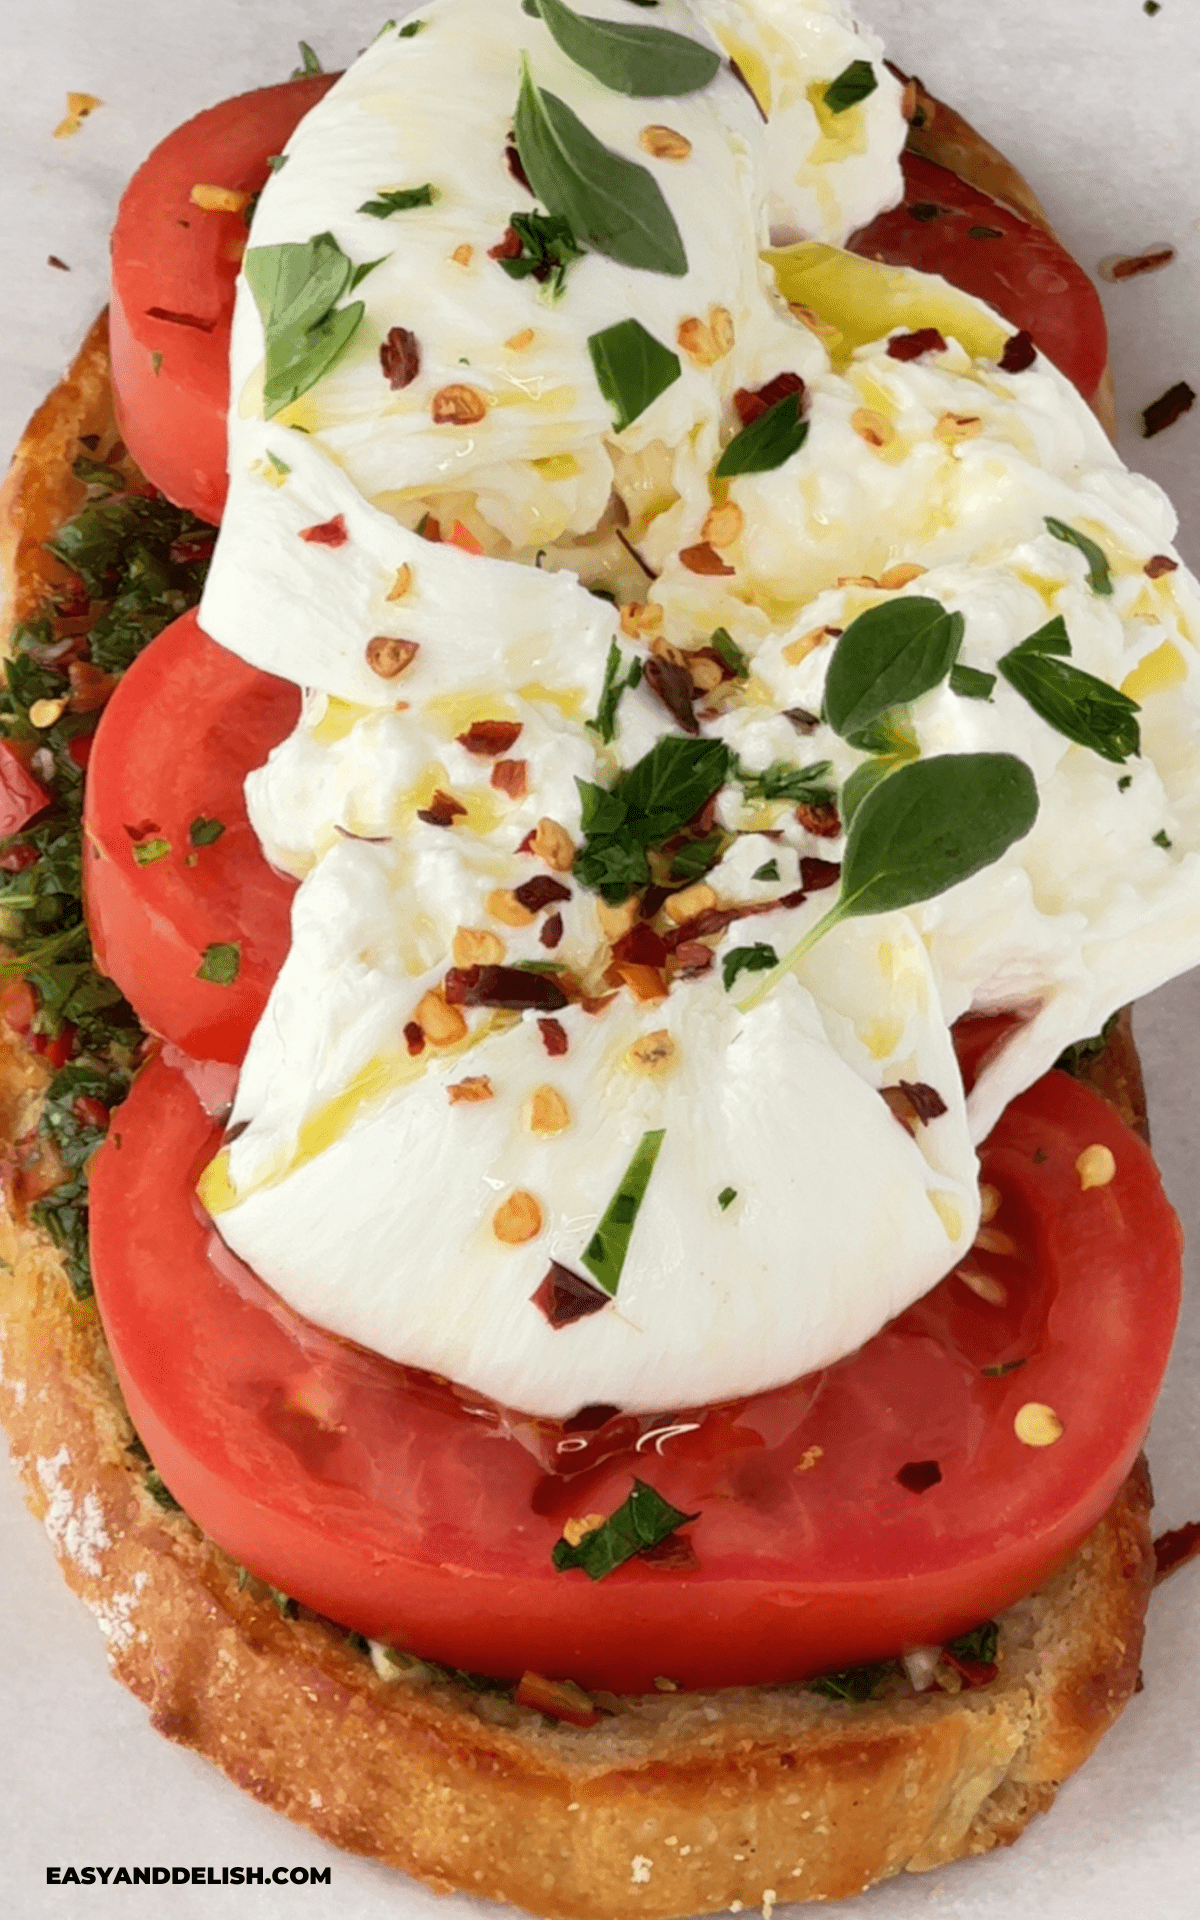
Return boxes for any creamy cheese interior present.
[196,0,1200,1418]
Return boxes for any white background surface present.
[1,1,1199,1915]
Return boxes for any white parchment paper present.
[1,1,1198,1915]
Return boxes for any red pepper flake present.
[540,911,564,950]
[887,327,947,362]
[457,719,523,757]
[881,1081,948,1134]
[1154,1518,1200,1584]
[784,706,821,735]
[380,325,421,390]
[800,856,841,892]
[403,1020,426,1056]
[144,306,217,332]
[999,330,1037,375]
[895,1458,942,1494]
[644,655,700,734]
[611,923,668,968]
[514,875,572,914]
[464,965,569,1012]
[505,141,533,192]
[443,967,479,1006]
[416,789,467,828]
[679,541,734,577]
[491,758,528,799]
[539,1016,569,1056]
[671,941,715,976]
[417,513,442,542]
[1143,381,1196,439]
[72,1095,110,1132]
[513,1670,599,1727]
[531,1260,609,1329]
[1145,553,1179,579]
[733,371,805,427]
[489,224,524,261]
[1107,246,1176,281]
[299,513,349,547]
[795,799,841,838]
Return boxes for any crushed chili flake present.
[417,513,442,542]
[514,875,572,914]
[299,513,349,547]
[938,1645,998,1690]
[1145,553,1179,578]
[1154,1518,1200,1584]
[505,140,533,192]
[486,760,526,805]
[795,799,841,838]
[539,1017,569,1056]
[733,370,805,427]
[644,655,700,733]
[679,541,734,578]
[380,325,421,390]
[612,923,669,968]
[403,1020,426,1056]
[1106,246,1176,281]
[800,856,841,892]
[462,965,569,1012]
[1143,381,1196,439]
[540,911,564,950]
[447,1076,494,1105]
[416,789,467,828]
[784,707,821,735]
[672,941,715,976]
[531,1260,609,1329]
[144,306,217,332]
[457,718,523,756]
[999,329,1037,375]
[366,635,419,679]
[887,328,947,362]
[489,225,524,261]
[47,254,70,271]
[881,1080,948,1133]
[895,1459,942,1494]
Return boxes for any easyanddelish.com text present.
[46,1867,332,1886]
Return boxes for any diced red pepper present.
[513,1670,599,1727]
[0,741,51,837]
[1,978,38,1035]
[72,1095,111,1132]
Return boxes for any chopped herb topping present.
[949,662,996,701]
[822,59,878,115]
[752,859,779,882]
[573,736,730,901]
[397,16,426,34]
[291,40,323,77]
[1044,517,1113,595]
[669,830,724,881]
[715,389,808,478]
[722,942,778,991]
[195,942,242,985]
[735,757,834,806]
[998,615,1140,763]
[588,640,643,743]
[523,0,720,98]
[495,209,585,297]
[1118,774,1133,792]
[809,1660,896,1702]
[588,318,681,430]
[946,1620,999,1666]
[981,1358,1027,1378]
[1154,828,1173,849]
[709,626,749,679]
[131,836,171,867]
[243,231,367,418]
[188,816,226,847]
[359,183,436,217]
[552,1477,697,1580]
[581,1128,666,1294]
[717,1186,737,1210]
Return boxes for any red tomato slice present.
[109,75,337,524]
[83,609,299,1064]
[849,152,1108,402]
[0,740,50,837]
[89,1057,1179,1694]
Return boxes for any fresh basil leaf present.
[527,0,720,98]
[949,662,996,700]
[358,184,436,216]
[262,300,365,417]
[552,1478,696,1580]
[835,753,1038,918]
[514,57,687,275]
[588,318,681,431]
[998,627,1141,764]
[196,942,242,985]
[189,816,226,847]
[822,59,878,115]
[244,233,366,419]
[615,736,730,844]
[839,755,894,827]
[588,640,643,743]
[497,209,585,297]
[735,757,834,805]
[1006,614,1071,658]
[581,1129,666,1294]
[1044,516,1113,595]
[825,599,965,740]
[670,830,724,880]
[715,392,807,478]
[710,626,749,678]
[722,942,778,991]
[752,859,779,882]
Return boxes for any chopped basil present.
[715,391,807,478]
[243,232,367,419]
[752,859,779,882]
[265,451,291,478]
[1118,774,1133,792]
[397,16,426,33]
[524,0,720,97]
[552,1478,697,1580]
[588,639,643,743]
[1044,516,1113,595]
[131,837,171,867]
[189,816,226,847]
[358,184,436,217]
[1154,828,1173,849]
[291,40,323,78]
[581,1128,666,1295]
[825,599,965,742]
[196,942,242,986]
[588,318,681,431]
[997,616,1140,764]
[574,737,730,901]
[670,830,724,881]
[267,154,288,173]
[717,1186,737,1210]
[735,757,834,805]
[949,662,996,700]
[822,59,878,115]
[946,1620,999,1665]
[1055,1010,1119,1077]
[72,456,123,498]
[496,209,585,297]
[710,626,749,679]
[722,942,778,991]
[981,1358,1027,1378]
[513,56,687,276]
[349,255,388,292]
[809,1660,896,1702]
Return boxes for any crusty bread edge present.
[0,103,1154,1920]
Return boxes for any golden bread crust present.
[0,101,1151,1920]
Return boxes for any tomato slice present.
[109,75,337,523]
[849,152,1108,402]
[0,740,50,837]
[89,1057,1179,1694]
[82,609,299,1063]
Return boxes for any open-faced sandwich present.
[2,2,1199,1913]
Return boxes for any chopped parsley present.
[722,943,778,991]
[196,942,242,985]
[189,815,226,847]
[552,1479,697,1581]
[717,1186,737,1210]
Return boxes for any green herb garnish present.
[131,837,171,867]
[47,493,213,673]
[669,830,724,881]
[710,626,749,679]
[588,318,681,431]
[717,1186,737,1210]
[588,640,643,743]
[946,1620,999,1665]
[189,816,226,847]
[1044,516,1113,595]
[513,56,687,276]
[581,1128,666,1295]
[552,1478,697,1580]
[1055,1010,1119,1077]
[949,662,996,700]
[358,183,436,217]
[1154,828,1173,849]
[72,456,123,497]
[722,943,778,991]
[291,40,323,77]
[981,1359,1027,1378]
[398,16,426,33]
[243,232,367,419]
[29,1061,129,1300]
[574,736,730,901]
[752,859,779,882]
[715,391,807,478]
[824,598,965,742]
[997,615,1140,763]
[809,1660,896,1702]
[196,942,242,986]
[523,0,720,97]
[735,757,834,806]
[822,59,878,115]
[496,209,585,297]
[740,753,1039,1008]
